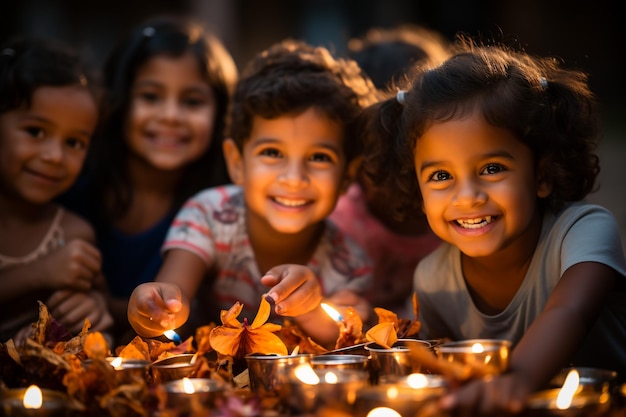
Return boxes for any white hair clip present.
[396,90,407,105]
[142,26,155,37]
[1,48,15,56]
[539,77,548,90]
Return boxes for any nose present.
[452,177,486,207]
[159,97,183,122]
[40,139,64,164]
[278,159,309,188]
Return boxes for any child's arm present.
[440,261,619,415]
[0,238,101,302]
[261,264,343,347]
[127,249,205,338]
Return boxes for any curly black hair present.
[363,36,600,220]
[227,39,379,166]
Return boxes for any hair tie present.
[396,90,406,105]
[539,77,548,90]
[142,26,155,37]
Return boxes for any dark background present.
[2,0,625,249]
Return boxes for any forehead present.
[247,107,344,149]
[134,52,207,88]
[415,115,527,161]
[22,85,98,130]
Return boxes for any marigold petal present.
[244,329,288,355]
[220,302,244,328]
[250,296,271,329]
[209,326,243,357]
[365,321,398,348]
[374,307,399,329]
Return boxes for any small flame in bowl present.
[23,385,43,409]
[556,369,580,409]
[182,377,196,394]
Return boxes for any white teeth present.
[456,216,494,229]
[274,197,308,207]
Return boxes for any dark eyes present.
[481,163,505,175]
[136,91,207,108]
[260,148,281,158]
[309,152,332,162]
[25,126,45,139]
[427,170,451,182]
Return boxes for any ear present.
[222,138,245,185]
[536,159,552,199]
[340,157,362,194]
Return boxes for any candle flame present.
[386,386,399,399]
[471,342,484,353]
[407,373,429,389]
[367,407,402,417]
[290,345,300,356]
[23,385,43,409]
[182,377,195,394]
[294,364,320,385]
[163,329,181,343]
[110,357,123,369]
[324,371,339,384]
[556,369,580,409]
[320,302,343,322]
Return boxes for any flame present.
[324,371,339,384]
[367,407,402,417]
[471,342,484,353]
[321,303,343,322]
[182,377,195,394]
[556,369,580,409]
[386,386,399,399]
[294,364,320,385]
[163,329,181,343]
[23,385,43,409]
[110,357,123,369]
[290,345,300,356]
[407,373,429,389]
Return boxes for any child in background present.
[365,37,626,414]
[59,16,238,344]
[0,36,113,342]
[331,24,449,315]
[128,39,379,347]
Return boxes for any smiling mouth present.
[272,196,311,208]
[455,216,496,229]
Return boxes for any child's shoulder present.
[60,206,96,243]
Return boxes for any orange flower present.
[209,297,288,358]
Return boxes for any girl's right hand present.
[127,282,189,338]
[44,239,101,291]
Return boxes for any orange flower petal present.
[220,302,244,328]
[365,321,398,348]
[244,329,288,356]
[209,326,243,357]
[250,297,271,329]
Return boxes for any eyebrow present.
[133,80,211,94]
[418,150,515,173]
[251,137,342,153]
[20,114,93,138]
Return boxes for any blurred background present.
[1,0,625,252]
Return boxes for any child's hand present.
[46,289,114,334]
[261,264,322,317]
[43,239,101,291]
[127,282,189,338]
[440,372,530,416]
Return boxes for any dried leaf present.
[365,321,398,348]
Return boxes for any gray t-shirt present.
[414,202,626,373]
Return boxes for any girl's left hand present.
[261,264,322,316]
[440,372,530,417]
[46,289,114,334]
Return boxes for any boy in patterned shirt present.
[128,39,379,347]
